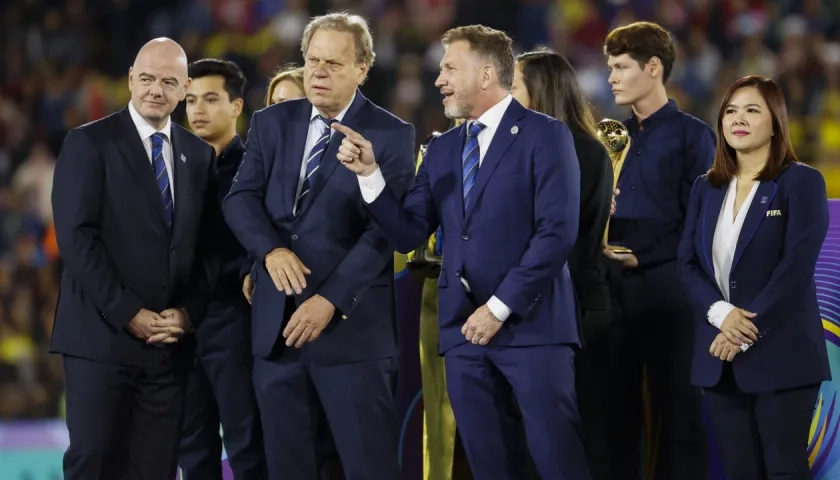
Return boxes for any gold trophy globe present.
[596,118,633,254]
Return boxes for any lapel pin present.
[760,196,768,204]
[510,126,519,135]
[180,153,187,163]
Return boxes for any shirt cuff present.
[707,301,736,330]
[357,167,386,203]
[487,296,512,322]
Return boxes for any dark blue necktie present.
[151,133,173,226]
[296,115,335,215]
[462,121,485,211]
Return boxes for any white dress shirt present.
[708,176,760,351]
[293,93,356,215]
[128,101,175,205]
[357,94,515,321]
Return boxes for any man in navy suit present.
[50,38,218,480]
[336,25,592,480]
[179,58,266,480]
[222,13,415,480]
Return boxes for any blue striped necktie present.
[462,121,485,211]
[151,133,173,226]
[296,115,335,215]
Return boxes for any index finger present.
[331,122,362,141]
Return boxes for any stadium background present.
[1,0,840,478]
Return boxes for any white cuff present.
[707,301,736,330]
[357,167,386,203]
[487,296,512,322]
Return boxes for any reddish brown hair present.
[603,21,676,83]
[707,75,796,188]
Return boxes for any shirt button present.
[291,234,299,240]
[462,234,469,241]
[730,281,737,289]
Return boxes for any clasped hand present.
[709,308,758,362]
[127,308,190,346]
[265,248,311,295]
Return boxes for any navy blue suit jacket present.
[50,108,219,365]
[222,91,415,363]
[678,162,831,393]
[365,99,582,354]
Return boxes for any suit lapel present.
[285,102,311,214]
[115,109,168,232]
[171,126,191,239]
[701,187,725,277]
[464,100,525,220]
[731,181,777,273]
[299,91,367,216]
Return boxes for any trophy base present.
[605,244,633,254]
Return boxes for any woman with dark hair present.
[679,75,829,478]
[512,48,613,480]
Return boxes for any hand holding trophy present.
[596,118,633,254]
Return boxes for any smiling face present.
[721,86,774,154]
[303,29,367,118]
[606,53,659,107]
[128,42,189,128]
[435,40,483,119]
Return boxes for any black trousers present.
[178,299,267,480]
[605,261,708,480]
[62,353,187,480]
[575,307,615,480]
[706,363,819,480]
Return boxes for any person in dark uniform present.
[511,48,613,480]
[179,58,267,480]
[602,21,716,480]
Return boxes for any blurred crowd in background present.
[1,0,839,420]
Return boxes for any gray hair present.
[300,13,376,69]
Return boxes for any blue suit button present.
[730,281,736,289]
[462,234,469,241]
[291,234,299,240]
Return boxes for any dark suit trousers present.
[605,260,707,480]
[574,307,615,480]
[445,343,591,480]
[253,302,400,480]
[178,299,267,480]
[706,363,819,480]
[62,353,187,480]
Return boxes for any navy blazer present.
[678,162,831,393]
[50,108,219,365]
[365,99,582,354]
[222,91,415,363]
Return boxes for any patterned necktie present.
[151,132,173,226]
[296,115,335,215]
[462,121,485,211]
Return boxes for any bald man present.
[50,38,220,479]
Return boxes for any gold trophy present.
[596,118,633,254]
[406,132,444,272]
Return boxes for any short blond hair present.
[265,64,304,106]
[441,25,514,90]
[300,12,376,69]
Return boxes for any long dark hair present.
[516,48,598,139]
[707,75,796,188]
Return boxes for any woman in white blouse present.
[678,75,830,479]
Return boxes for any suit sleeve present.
[493,120,580,316]
[178,149,221,325]
[51,129,145,330]
[364,137,440,255]
[223,111,286,264]
[746,169,829,334]
[634,125,716,268]
[318,123,416,313]
[677,178,727,321]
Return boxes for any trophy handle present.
[603,137,633,253]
